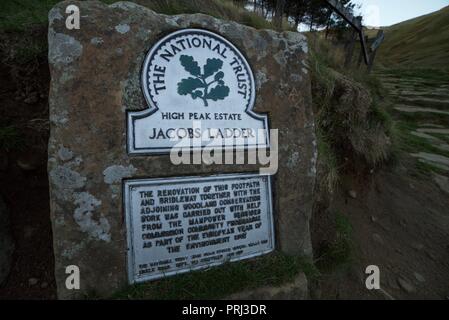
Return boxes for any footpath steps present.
[376,69,449,191]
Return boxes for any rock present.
[28,278,39,286]
[48,1,315,299]
[411,243,425,251]
[227,273,308,300]
[378,219,392,232]
[16,150,43,171]
[433,173,449,194]
[24,95,39,105]
[16,160,37,171]
[372,233,384,245]
[370,216,378,223]
[413,272,425,283]
[426,251,437,261]
[0,196,14,285]
[348,190,357,199]
[387,276,400,290]
[397,277,416,293]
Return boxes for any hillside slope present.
[378,5,449,69]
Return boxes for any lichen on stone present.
[48,32,83,66]
[90,37,104,45]
[103,165,137,184]
[256,69,268,90]
[115,24,130,34]
[49,166,86,200]
[73,192,111,242]
[58,145,74,161]
[48,7,63,24]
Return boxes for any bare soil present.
[314,163,449,300]
[0,35,56,299]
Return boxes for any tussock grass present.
[316,130,339,195]
[309,36,394,165]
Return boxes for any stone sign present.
[125,173,274,283]
[129,28,269,154]
[48,1,316,299]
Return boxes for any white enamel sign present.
[127,29,269,154]
[124,173,274,283]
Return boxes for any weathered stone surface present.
[48,1,315,298]
[0,196,14,285]
[227,272,308,300]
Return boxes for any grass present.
[315,213,353,272]
[309,34,394,169]
[0,0,291,32]
[110,252,317,299]
[0,0,59,32]
[378,5,449,69]
[378,66,449,175]
[390,116,449,175]
[0,125,23,151]
[395,122,449,158]
[431,133,449,144]
[0,0,292,65]
[380,68,449,84]
[316,129,339,194]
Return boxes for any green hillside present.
[378,5,449,69]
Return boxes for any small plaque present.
[124,173,274,283]
[127,28,269,154]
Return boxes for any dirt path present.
[315,69,449,300]
[325,166,449,299]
